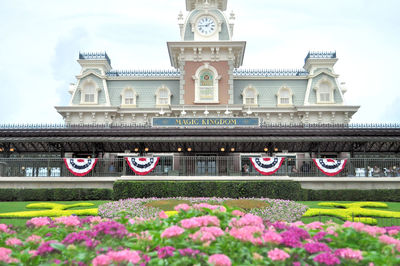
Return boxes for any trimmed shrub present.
[112,181,304,200]
[0,189,112,201]
[113,181,400,202]
[304,189,400,202]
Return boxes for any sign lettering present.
[153,118,259,127]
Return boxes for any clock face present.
[197,16,216,36]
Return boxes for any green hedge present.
[113,181,400,202]
[113,181,305,200]
[0,189,112,201]
[2,183,400,202]
[304,189,400,202]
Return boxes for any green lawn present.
[0,201,108,227]
[1,200,400,227]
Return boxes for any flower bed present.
[98,197,307,223]
[0,203,98,218]
[303,202,400,225]
[1,204,400,265]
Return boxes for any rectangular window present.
[320,93,330,102]
[200,87,214,100]
[280,97,289,104]
[85,94,95,103]
[245,98,255,104]
[158,98,169,105]
[125,98,134,105]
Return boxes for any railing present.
[1,123,400,129]
[0,157,400,178]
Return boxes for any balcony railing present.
[0,157,399,178]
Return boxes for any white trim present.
[314,77,335,104]
[120,87,137,107]
[79,78,101,105]
[276,85,294,106]
[242,85,258,106]
[155,85,172,106]
[193,63,220,103]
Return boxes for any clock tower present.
[168,0,246,105]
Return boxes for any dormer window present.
[156,85,171,106]
[277,86,293,106]
[242,86,258,105]
[121,88,137,107]
[124,90,134,105]
[319,83,331,102]
[194,64,220,103]
[80,79,100,104]
[315,78,334,104]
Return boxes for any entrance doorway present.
[196,154,217,175]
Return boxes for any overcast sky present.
[0,0,399,124]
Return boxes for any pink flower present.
[161,225,185,238]
[379,234,400,249]
[157,246,175,259]
[180,218,200,229]
[54,216,81,227]
[5,237,22,246]
[175,203,191,212]
[343,221,365,231]
[158,211,168,219]
[291,221,305,227]
[388,230,399,236]
[306,221,324,230]
[193,203,226,212]
[232,210,245,216]
[180,216,220,229]
[262,230,283,245]
[89,216,103,224]
[313,252,340,265]
[326,226,338,236]
[26,217,50,228]
[267,248,290,261]
[0,247,18,263]
[304,242,331,254]
[208,254,232,266]
[362,225,386,237]
[26,234,42,244]
[92,254,112,266]
[190,227,224,242]
[334,248,363,262]
[28,250,37,257]
[107,249,141,264]
[229,214,264,229]
[0,224,8,233]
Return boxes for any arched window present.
[319,82,331,102]
[124,90,134,105]
[121,88,137,107]
[277,86,293,106]
[80,79,99,104]
[242,86,258,105]
[315,78,334,103]
[155,85,171,106]
[194,64,220,103]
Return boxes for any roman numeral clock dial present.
[197,16,216,36]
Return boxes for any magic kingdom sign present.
[152,117,259,127]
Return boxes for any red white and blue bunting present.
[64,158,98,177]
[250,157,285,176]
[313,158,347,176]
[125,157,160,176]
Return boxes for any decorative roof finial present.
[230,10,236,21]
